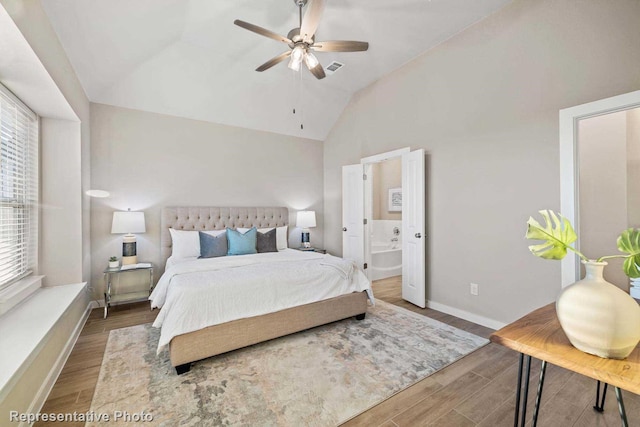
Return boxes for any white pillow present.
[169,228,226,258]
[276,226,288,250]
[238,226,288,250]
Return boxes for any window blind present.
[0,85,38,290]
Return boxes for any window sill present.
[0,275,44,317]
[0,282,87,403]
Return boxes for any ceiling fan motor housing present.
[287,28,313,47]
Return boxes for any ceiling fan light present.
[288,45,305,71]
[292,45,305,61]
[304,51,319,69]
[288,55,302,71]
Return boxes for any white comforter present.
[149,249,373,352]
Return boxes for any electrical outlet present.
[470,282,479,296]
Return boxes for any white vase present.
[108,261,119,269]
[556,260,640,359]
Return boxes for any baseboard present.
[426,300,506,331]
[25,299,92,423]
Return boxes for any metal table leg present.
[149,268,154,311]
[614,387,629,427]
[514,354,524,426]
[513,353,533,427]
[594,381,628,427]
[104,272,112,319]
[531,360,547,427]
[513,355,548,427]
[594,380,608,412]
[520,355,532,426]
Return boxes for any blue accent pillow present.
[227,227,257,256]
[199,232,227,258]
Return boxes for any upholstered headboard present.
[160,206,289,264]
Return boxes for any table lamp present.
[111,209,146,265]
[297,210,316,248]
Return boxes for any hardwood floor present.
[35,303,158,427]
[35,276,638,426]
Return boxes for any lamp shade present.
[111,211,146,234]
[297,211,316,229]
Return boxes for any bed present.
[151,206,372,374]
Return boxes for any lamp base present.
[302,230,310,248]
[122,255,138,265]
[122,234,138,265]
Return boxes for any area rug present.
[88,301,488,426]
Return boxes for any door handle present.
[342,227,347,232]
[415,233,422,238]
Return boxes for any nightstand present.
[103,263,153,318]
[295,247,327,254]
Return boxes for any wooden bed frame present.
[160,207,368,374]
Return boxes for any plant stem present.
[597,254,630,262]
[566,246,589,262]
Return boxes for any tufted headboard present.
[160,206,289,264]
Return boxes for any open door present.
[402,149,426,307]
[342,164,365,272]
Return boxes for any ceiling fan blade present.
[308,63,326,80]
[234,20,292,44]
[300,0,325,43]
[256,51,292,72]
[311,40,369,52]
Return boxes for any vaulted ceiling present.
[42,0,512,140]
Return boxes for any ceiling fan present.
[234,0,369,80]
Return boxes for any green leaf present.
[617,228,640,278]
[525,210,578,260]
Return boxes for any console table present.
[490,303,639,427]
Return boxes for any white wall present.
[372,158,402,221]
[627,108,640,227]
[578,111,628,288]
[89,103,324,301]
[41,119,83,286]
[323,0,640,325]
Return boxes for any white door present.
[402,149,426,307]
[342,164,365,272]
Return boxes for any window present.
[0,84,38,290]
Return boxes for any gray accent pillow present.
[257,228,278,253]
[199,231,228,258]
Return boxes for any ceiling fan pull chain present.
[291,64,297,116]
[299,69,304,130]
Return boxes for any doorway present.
[577,108,640,288]
[367,156,403,282]
[560,90,640,287]
[342,147,426,308]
